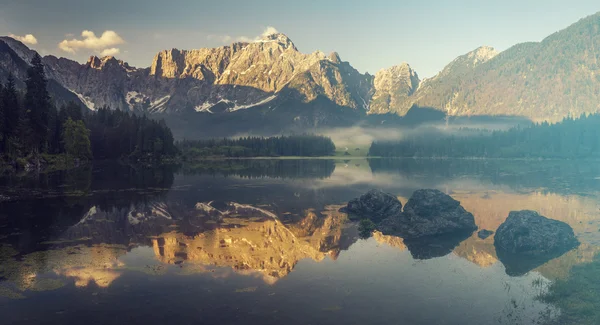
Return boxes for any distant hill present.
[410,12,600,121]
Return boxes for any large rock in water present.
[340,189,403,223]
[494,210,580,276]
[380,189,477,239]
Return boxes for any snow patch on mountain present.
[195,102,215,113]
[195,98,240,113]
[126,91,148,109]
[148,95,171,113]
[228,95,277,112]
[69,89,96,110]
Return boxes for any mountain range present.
[2,12,600,136]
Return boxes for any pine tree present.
[63,118,91,159]
[48,103,60,154]
[2,74,21,157]
[0,81,4,152]
[62,101,83,121]
[24,53,51,154]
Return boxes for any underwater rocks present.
[340,189,403,223]
[494,210,580,276]
[477,229,494,240]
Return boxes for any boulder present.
[495,210,579,255]
[494,210,580,276]
[478,229,494,240]
[340,189,403,223]
[380,189,477,239]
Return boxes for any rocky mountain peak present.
[423,45,500,86]
[0,36,38,64]
[385,63,418,77]
[369,63,421,114]
[328,52,342,64]
[86,56,102,69]
[258,32,297,51]
[86,55,135,72]
[468,46,498,65]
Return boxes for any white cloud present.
[208,27,280,45]
[260,26,279,38]
[9,33,38,45]
[100,48,120,56]
[59,30,125,56]
[240,26,279,42]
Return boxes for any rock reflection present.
[403,231,473,260]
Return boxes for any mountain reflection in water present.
[1,159,599,324]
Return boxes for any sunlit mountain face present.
[1,159,599,324]
[4,12,600,138]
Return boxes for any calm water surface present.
[1,159,599,325]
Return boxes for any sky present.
[0,0,599,78]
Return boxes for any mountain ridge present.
[1,12,600,132]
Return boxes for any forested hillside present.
[369,114,600,159]
[86,108,177,160]
[179,135,336,158]
[0,54,177,170]
[411,12,600,121]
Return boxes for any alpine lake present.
[1,158,600,325]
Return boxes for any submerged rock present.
[404,231,474,260]
[477,229,494,240]
[380,189,477,239]
[495,210,580,276]
[340,189,403,223]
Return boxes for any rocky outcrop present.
[340,189,403,223]
[494,210,580,276]
[380,189,477,239]
[370,63,420,115]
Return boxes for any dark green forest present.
[179,135,336,158]
[0,54,177,169]
[369,114,600,159]
[86,108,177,160]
